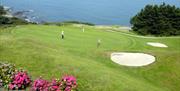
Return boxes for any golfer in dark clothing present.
[61,31,64,39]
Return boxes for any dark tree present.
[0,6,6,15]
[0,16,12,25]
[130,3,180,36]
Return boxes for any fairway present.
[0,24,180,91]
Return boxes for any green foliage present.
[130,3,180,36]
[62,21,95,26]
[11,17,28,25]
[0,16,28,26]
[43,21,95,26]
[0,16,12,25]
[0,62,16,88]
[0,6,6,15]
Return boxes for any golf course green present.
[0,24,180,91]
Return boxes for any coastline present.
[2,5,38,24]
[1,5,131,28]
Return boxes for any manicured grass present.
[0,24,180,91]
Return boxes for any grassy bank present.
[0,24,180,91]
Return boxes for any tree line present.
[130,3,180,36]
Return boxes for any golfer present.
[82,27,85,32]
[61,31,64,39]
[97,39,101,48]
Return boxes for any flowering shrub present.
[32,77,50,91]
[49,79,61,91]
[0,62,15,88]
[60,76,77,91]
[0,62,78,91]
[32,76,77,91]
[8,70,31,90]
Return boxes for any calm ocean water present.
[1,0,179,25]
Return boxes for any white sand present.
[147,42,168,48]
[73,24,83,27]
[105,30,115,32]
[95,25,112,29]
[111,52,155,67]
[117,26,131,30]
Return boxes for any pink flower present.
[8,71,31,90]
[9,83,15,90]
[64,86,71,91]
[32,77,49,91]
[60,75,77,91]
[49,79,61,91]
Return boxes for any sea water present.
[1,0,179,25]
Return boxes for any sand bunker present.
[118,26,131,30]
[147,42,168,48]
[111,52,155,67]
[105,30,115,32]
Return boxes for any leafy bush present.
[63,21,95,26]
[11,17,28,25]
[43,21,95,26]
[130,3,180,36]
[0,16,12,25]
[32,77,50,91]
[8,70,31,90]
[0,16,28,26]
[0,62,15,88]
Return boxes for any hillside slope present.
[0,25,180,91]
